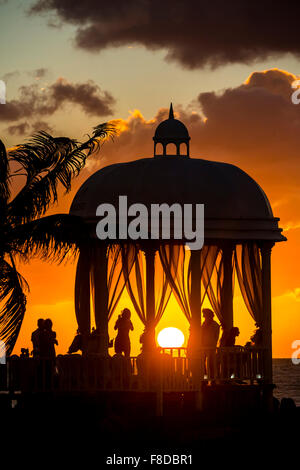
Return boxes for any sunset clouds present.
[0,77,115,134]
[88,70,299,237]
[30,1,300,69]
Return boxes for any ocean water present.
[273,359,300,406]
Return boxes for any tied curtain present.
[234,243,263,328]
[122,244,171,329]
[75,242,135,334]
[159,244,219,323]
[75,241,264,345]
[75,244,91,335]
[202,247,235,329]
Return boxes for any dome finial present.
[153,104,190,158]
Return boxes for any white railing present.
[6,347,266,393]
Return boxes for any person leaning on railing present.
[218,327,242,380]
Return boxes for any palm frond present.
[0,140,10,206]
[0,258,27,356]
[8,123,115,224]
[11,214,89,264]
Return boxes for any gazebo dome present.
[154,119,189,140]
[70,105,285,242]
[153,103,190,157]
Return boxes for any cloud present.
[6,122,30,136]
[29,68,49,80]
[30,120,53,133]
[99,69,300,166]
[194,69,300,161]
[30,1,300,69]
[86,69,299,231]
[5,119,53,136]
[2,71,20,82]
[0,77,115,132]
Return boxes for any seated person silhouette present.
[219,326,241,379]
[68,329,82,354]
[114,308,133,357]
[219,327,240,347]
[250,326,263,346]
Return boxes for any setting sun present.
[157,327,185,348]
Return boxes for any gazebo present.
[70,104,286,393]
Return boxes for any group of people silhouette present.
[112,306,262,357]
[31,318,58,359]
[30,307,261,359]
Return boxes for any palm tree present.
[0,123,115,355]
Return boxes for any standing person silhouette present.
[114,308,133,357]
[31,318,45,357]
[201,308,220,379]
[43,318,58,359]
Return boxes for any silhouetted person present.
[114,308,133,357]
[201,308,220,379]
[68,329,82,354]
[31,318,45,357]
[251,326,263,347]
[41,318,58,359]
[219,327,241,379]
[201,309,220,348]
[220,327,240,347]
[20,348,29,358]
[40,319,58,391]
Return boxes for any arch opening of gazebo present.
[69,104,286,400]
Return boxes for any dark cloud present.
[0,77,115,123]
[5,120,52,136]
[30,120,53,133]
[6,122,30,136]
[195,69,300,161]
[30,1,300,69]
[99,69,300,168]
[29,68,49,79]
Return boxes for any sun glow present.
[157,327,185,348]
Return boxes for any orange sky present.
[1,2,300,359]
[13,69,300,358]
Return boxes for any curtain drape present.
[159,244,219,323]
[202,247,235,328]
[74,245,91,335]
[234,243,263,327]
[106,244,135,321]
[122,244,171,328]
[200,245,221,315]
[159,244,192,321]
[75,242,136,335]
